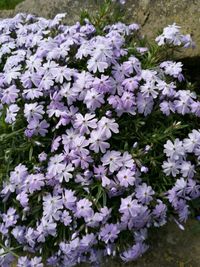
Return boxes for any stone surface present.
[0,0,200,56]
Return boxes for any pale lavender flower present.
[162,159,180,177]
[93,75,113,93]
[119,196,140,217]
[24,174,45,194]
[99,223,120,243]
[4,66,21,84]
[57,163,74,183]
[1,85,19,104]
[98,117,119,139]
[123,56,141,74]
[51,136,61,152]
[30,256,43,267]
[75,198,93,218]
[121,152,134,168]
[122,78,139,92]
[160,61,184,81]
[117,168,135,187]
[164,138,185,160]
[17,256,30,267]
[43,194,63,221]
[155,23,193,48]
[180,161,195,178]
[174,177,187,197]
[136,93,153,116]
[153,200,167,227]
[16,191,29,208]
[23,88,43,100]
[183,129,200,152]
[160,101,175,115]
[74,113,97,134]
[5,104,19,124]
[120,242,148,262]
[27,119,49,136]
[62,189,77,210]
[186,179,200,198]
[135,183,154,204]
[36,218,57,241]
[89,130,110,153]
[24,103,44,122]
[61,210,72,226]
[101,150,122,172]
[2,207,18,228]
[84,88,105,110]
[0,249,15,267]
[38,152,47,162]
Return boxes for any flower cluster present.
[163,130,200,223]
[156,23,195,48]
[0,13,199,267]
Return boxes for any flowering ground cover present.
[0,1,199,266]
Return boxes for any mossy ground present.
[0,0,24,10]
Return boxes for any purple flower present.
[2,207,18,228]
[75,198,93,218]
[183,129,200,152]
[24,103,44,122]
[101,150,122,172]
[180,161,195,178]
[62,189,77,210]
[120,242,148,262]
[153,200,167,227]
[93,75,113,93]
[160,61,184,81]
[89,130,110,153]
[36,218,57,241]
[119,196,141,217]
[116,168,135,187]
[99,223,120,243]
[16,191,29,208]
[57,163,74,183]
[160,101,175,116]
[74,113,97,134]
[24,173,45,194]
[98,117,119,139]
[136,93,153,116]
[23,88,43,100]
[174,178,187,197]
[135,183,154,204]
[61,210,72,226]
[156,23,194,48]
[0,249,15,267]
[84,88,105,110]
[27,119,49,136]
[164,138,184,160]
[186,179,200,198]
[17,256,30,267]
[30,256,43,267]
[43,194,63,221]
[123,56,141,75]
[5,104,19,124]
[1,85,19,104]
[162,159,180,177]
[38,152,47,162]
